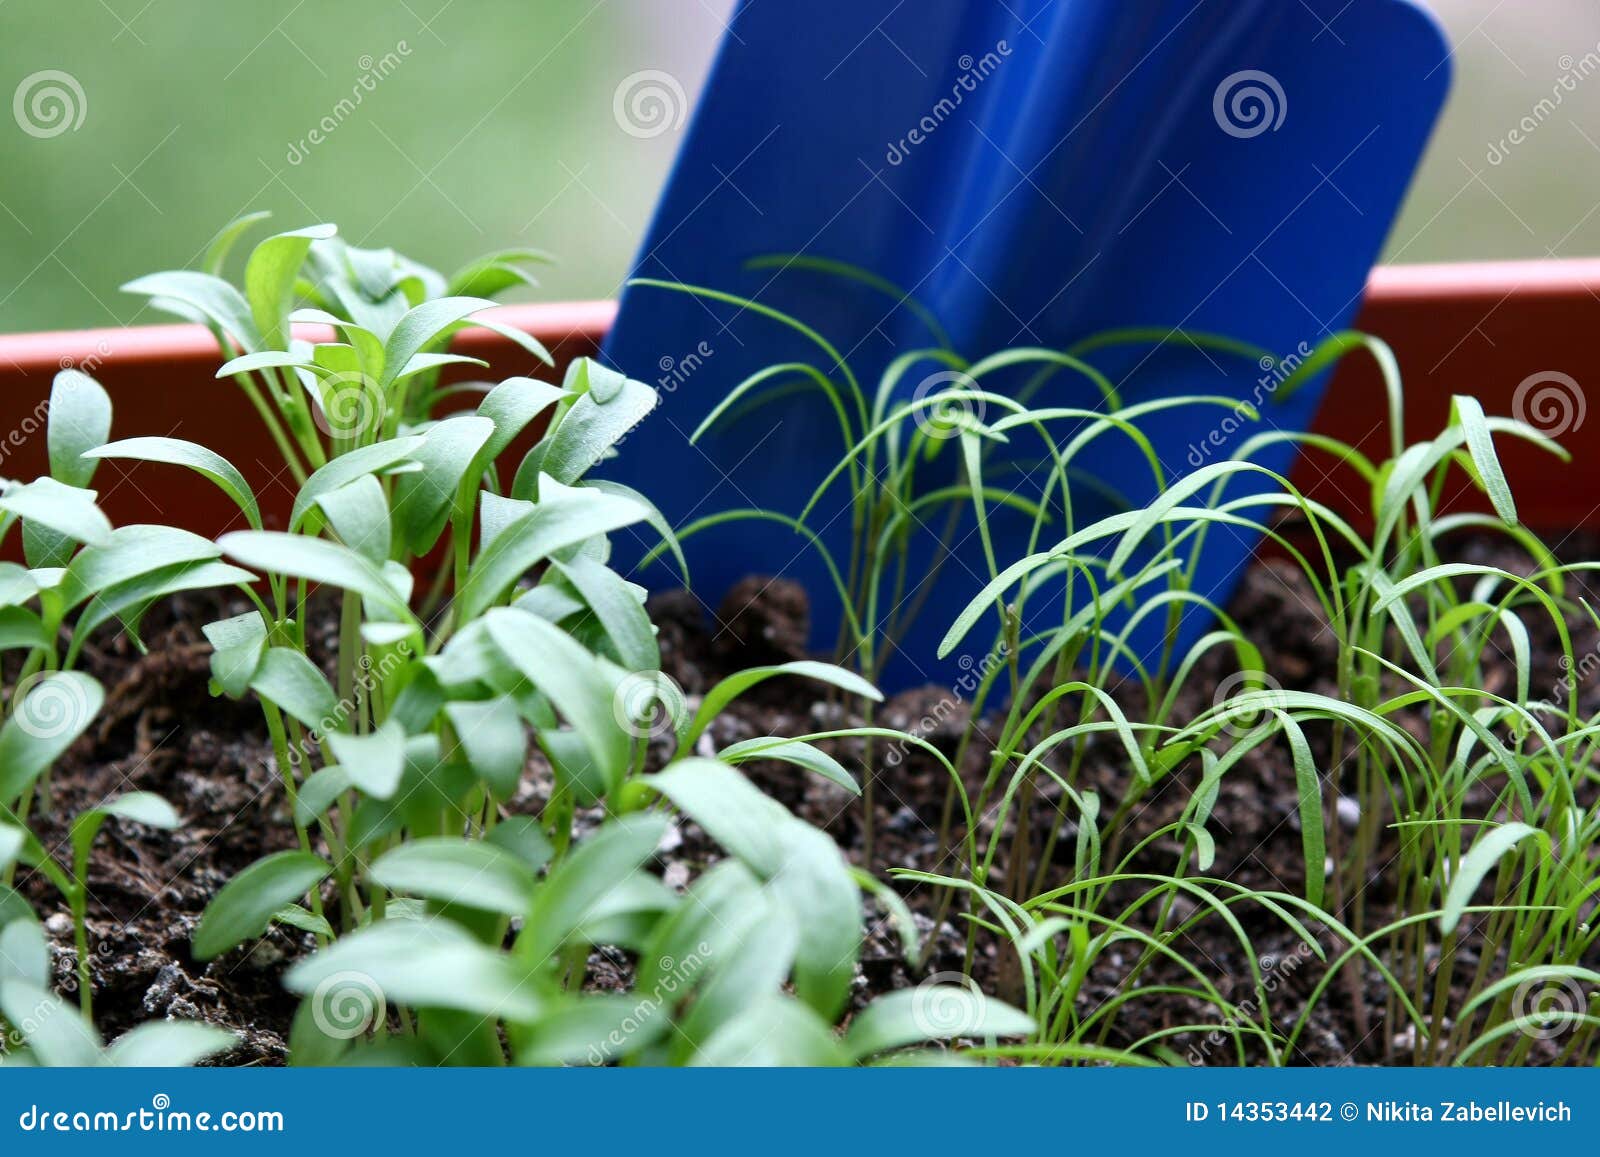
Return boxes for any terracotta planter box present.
[0,261,1591,539]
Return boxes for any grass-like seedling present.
[635,270,1600,1065]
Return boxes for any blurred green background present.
[2,0,1596,334]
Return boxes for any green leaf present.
[444,696,526,800]
[380,297,500,390]
[326,720,407,799]
[1440,822,1544,934]
[72,561,256,661]
[0,564,40,610]
[719,737,860,795]
[122,269,260,352]
[0,980,102,1066]
[396,352,487,382]
[851,867,920,962]
[315,474,391,564]
[447,249,552,299]
[371,837,537,917]
[673,897,798,1058]
[203,612,268,698]
[844,987,1034,1059]
[0,672,104,806]
[0,826,24,878]
[285,917,541,1021]
[220,532,412,622]
[21,522,73,570]
[102,792,181,827]
[516,994,670,1066]
[513,580,587,625]
[48,370,112,489]
[475,376,567,463]
[458,477,648,620]
[636,861,759,999]
[293,765,351,828]
[215,350,317,378]
[460,315,553,368]
[85,437,262,530]
[249,647,341,733]
[513,360,656,491]
[1278,714,1326,909]
[0,477,111,551]
[551,555,658,670]
[570,870,676,948]
[522,814,666,961]
[289,436,424,531]
[71,791,180,876]
[0,607,49,653]
[690,995,846,1066]
[584,479,691,586]
[484,817,554,874]
[203,211,273,275]
[60,524,221,610]
[683,661,881,747]
[646,758,859,1018]
[193,850,332,960]
[766,820,860,1019]
[0,885,35,933]
[271,904,334,940]
[246,224,337,346]
[105,1021,237,1067]
[391,415,494,555]
[1451,394,1517,525]
[484,607,630,799]
[0,916,49,987]
[645,758,792,876]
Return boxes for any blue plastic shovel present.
[601,0,1450,690]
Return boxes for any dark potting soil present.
[15,534,1600,1067]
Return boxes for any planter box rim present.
[0,299,620,374]
[4,258,1598,363]
[1367,256,1600,302]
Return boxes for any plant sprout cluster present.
[0,221,1024,1066]
[647,268,1600,1066]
